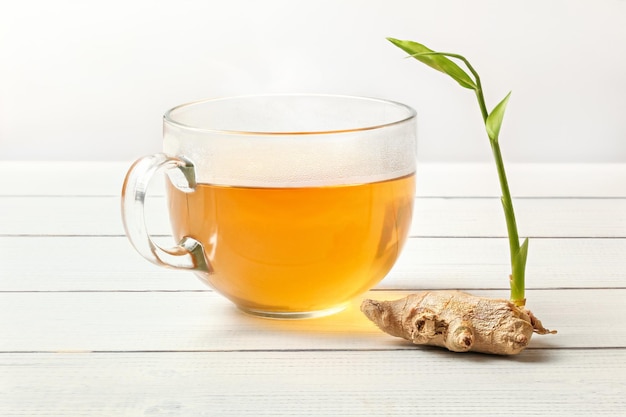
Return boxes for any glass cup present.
[121,94,416,318]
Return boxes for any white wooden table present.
[1,161,625,416]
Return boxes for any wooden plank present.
[0,195,166,236]
[0,289,620,352]
[0,161,133,196]
[0,236,207,291]
[389,236,626,290]
[417,162,626,198]
[2,161,626,198]
[1,349,624,416]
[415,197,626,238]
[1,195,625,237]
[2,236,625,291]
[1,161,624,417]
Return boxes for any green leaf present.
[510,237,529,304]
[514,238,529,276]
[485,92,512,143]
[387,37,477,90]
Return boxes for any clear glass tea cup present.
[121,94,416,318]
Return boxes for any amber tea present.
[167,173,415,315]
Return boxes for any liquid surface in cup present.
[167,173,415,315]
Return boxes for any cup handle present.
[121,153,211,273]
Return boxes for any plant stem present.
[491,143,525,305]
[403,48,527,305]
[475,92,526,306]
[490,141,520,254]
[446,52,526,305]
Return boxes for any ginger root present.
[361,290,556,355]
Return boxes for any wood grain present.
[1,162,625,417]
[2,350,624,416]
[2,236,625,291]
[0,289,620,352]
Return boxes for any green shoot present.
[388,37,528,307]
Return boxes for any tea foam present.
[163,122,416,187]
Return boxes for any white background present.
[1,0,625,162]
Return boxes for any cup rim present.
[163,93,416,136]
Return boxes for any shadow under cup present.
[123,94,417,319]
